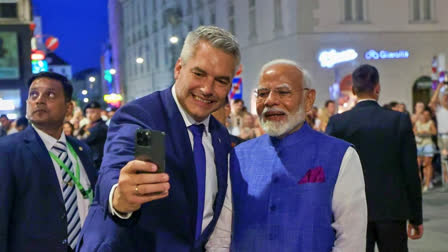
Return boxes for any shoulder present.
[311,129,352,148]
[0,130,26,151]
[67,136,91,152]
[0,131,28,156]
[235,134,269,153]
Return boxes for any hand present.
[112,160,170,214]
[407,223,424,240]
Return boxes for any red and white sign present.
[45,37,59,51]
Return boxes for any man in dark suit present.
[82,101,108,170]
[79,25,240,251]
[0,72,97,252]
[326,64,423,252]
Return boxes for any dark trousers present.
[366,221,408,252]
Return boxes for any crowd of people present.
[0,25,443,252]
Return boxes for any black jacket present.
[326,100,422,225]
[83,119,108,170]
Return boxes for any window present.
[228,0,235,34]
[210,10,216,24]
[274,0,283,31]
[0,3,17,18]
[186,0,192,15]
[249,0,257,38]
[209,0,216,24]
[343,0,366,22]
[411,0,434,22]
[154,39,159,69]
[199,14,204,25]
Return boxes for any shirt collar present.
[357,98,377,103]
[32,124,67,151]
[171,85,210,133]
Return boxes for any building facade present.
[0,0,33,118]
[113,0,448,111]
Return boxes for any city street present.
[408,187,448,252]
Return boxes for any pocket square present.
[298,166,325,184]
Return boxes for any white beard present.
[259,105,306,137]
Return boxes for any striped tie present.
[51,141,81,249]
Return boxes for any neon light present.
[31,60,48,74]
[365,50,409,60]
[104,93,123,103]
[318,49,358,68]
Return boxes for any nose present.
[200,76,215,96]
[263,90,279,107]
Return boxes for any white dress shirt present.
[206,146,367,252]
[109,86,219,234]
[33,125,92,226]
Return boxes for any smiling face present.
[256,63,315,137]
[26,77,71,131]
[174,41,236,122]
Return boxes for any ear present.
[174,58,183,80]
[304,89,316,113]
[352,86,356,96]
[374,83,381,98]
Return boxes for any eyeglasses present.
[254,87,309,100]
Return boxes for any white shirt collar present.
[357,98,377,103]
[32,124,67,151]
[171,85,210,133]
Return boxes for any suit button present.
[270,205,276,211]
[62,239,67,245]
[61,213,66,220]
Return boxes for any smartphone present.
[135,128,166,173]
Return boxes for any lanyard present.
[49,142,93,203]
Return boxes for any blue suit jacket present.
[78,87,231,252]
[0,126,97,252]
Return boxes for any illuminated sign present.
[365,50,410,60]
[31,60,48,74]
[31,50,46,61]
[104,93,123,103]
[318,49,358,68]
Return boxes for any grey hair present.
[180,26,241,71]
[258,59,313,89]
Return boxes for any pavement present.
[408,186,448,252]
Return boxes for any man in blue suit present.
[79,25,240,251]
[0,72,97,252]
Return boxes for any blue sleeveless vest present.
[231,123,350,251]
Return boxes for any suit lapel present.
[23,127,64,206]
[160,87,198,218]
[67,137,97,186]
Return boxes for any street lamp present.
[169,36,179,44]
[89,76,96,82]
[136,57,144,64]
[82,90,88,95]
[83,98,89,103]
[109,68,117,75]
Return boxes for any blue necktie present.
[51,141,81,249]
[189,124,206,240]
